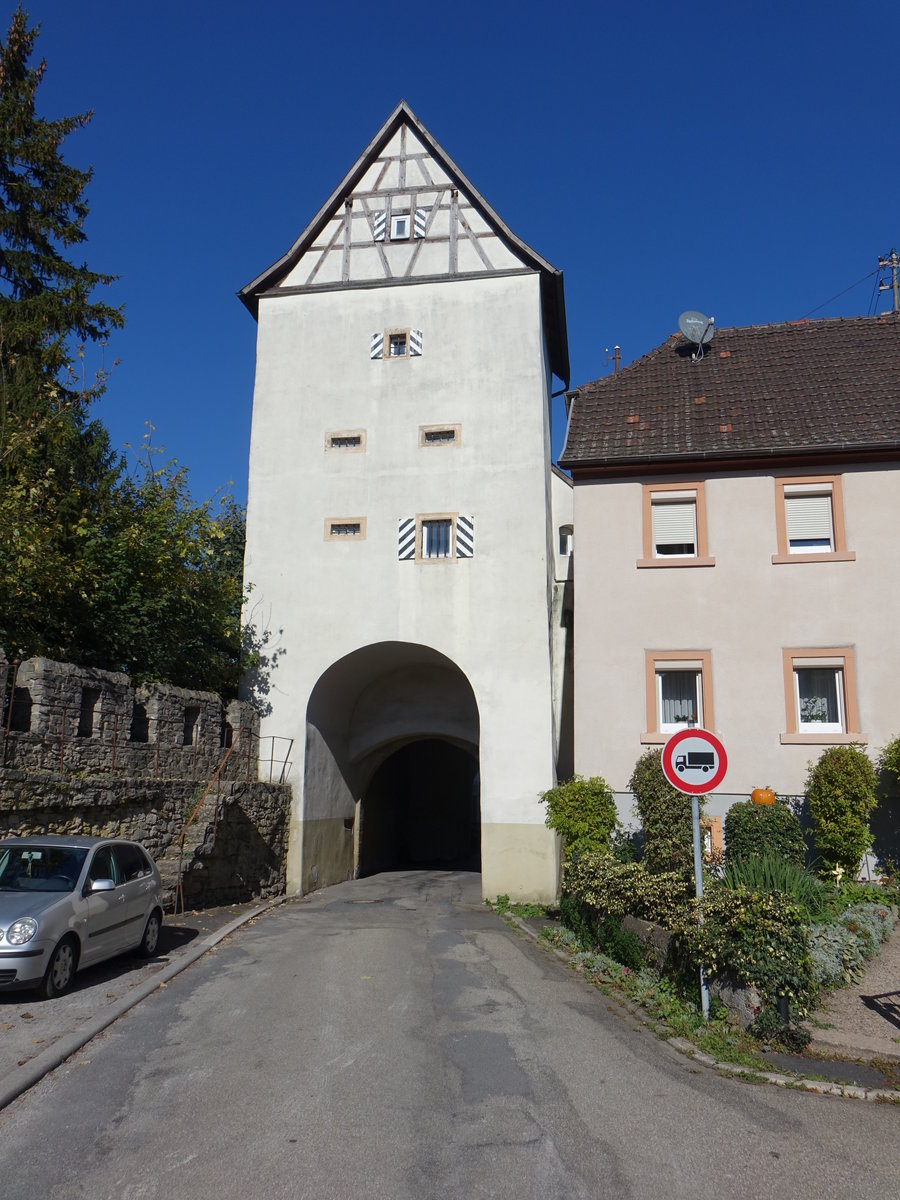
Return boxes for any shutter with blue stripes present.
[398,518,416,560]
[410,329,423,357]
[370,332,384,360]
[373,211,386,242]
[456,515,474,558]
[414,208,427,238]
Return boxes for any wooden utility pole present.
[878,249,900,315]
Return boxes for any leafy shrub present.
[805,746,877,877]
[722,854,836,922]
[877,735,900,787]
[807,903,892,989]
[540,775,619,860]
[629,749,697,874]
[594,915,647,971]
[691,884,816,1016]
[750,1006,811,1053]
[724,799,806,867]
[564,852,695,932]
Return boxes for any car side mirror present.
[90,878,116,893]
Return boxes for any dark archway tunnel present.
[358,738,480,876]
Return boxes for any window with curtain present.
[657,670,702,730]
[795,667,844,731]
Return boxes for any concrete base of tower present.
[480,823,561,904]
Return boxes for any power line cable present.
[801,268,879,320]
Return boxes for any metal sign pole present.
[691,794,710,1020]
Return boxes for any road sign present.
[661,728,727,795]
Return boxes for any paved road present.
[1,872,897,1200]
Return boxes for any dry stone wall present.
[0,653,292,908]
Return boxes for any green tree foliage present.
[629,749,697,874]
[0,13,252,697]
[805,746,878,878]
[0,7,122,446]
[540,775,619,859]
[723,799,807,868]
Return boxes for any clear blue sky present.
[22,0,900,503]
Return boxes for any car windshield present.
[0,846,88,892]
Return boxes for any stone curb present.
[0,896,287,1114]
[505,913,900,1104]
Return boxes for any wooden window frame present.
[638,482,715,568]
[325,429,367,453]
[324,517,367,541]
[642,650,715,743]
[780,646,864,744]
[772,474,855,564]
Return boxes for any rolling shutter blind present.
[785,493,832,545]
[651,499,696,552]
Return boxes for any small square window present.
[421,518,453,559]
[773,476,855,564]
[643,651,714,741]
[781,648,862,742]
[639,483,713,568]
[390,214,410,240]
[389,332,408,358]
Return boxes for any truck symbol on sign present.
[675,751,715,773]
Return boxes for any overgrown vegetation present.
[806,745,878,878]
[722,854,836,922]
[724,798,806,867]
[0,10,257,696]
[539,774,619,860]
[628,749,697,874]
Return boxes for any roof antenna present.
[678,311,715,361]
[605,345,621,374]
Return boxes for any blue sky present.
[21,1,900,503]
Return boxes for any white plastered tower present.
[240,102,572,902]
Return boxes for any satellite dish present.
[678,311,715,346]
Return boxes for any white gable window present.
[651,491,697,557]
[657,667,703,732]
[390,213,410,240]
[784,484,834,553]
[372,329,423,360]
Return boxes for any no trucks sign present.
[661,729,728,795]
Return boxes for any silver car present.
[0,835,163,998]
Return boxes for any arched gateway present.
[303,643,480,887]
[240,103,573,902]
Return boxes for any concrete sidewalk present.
[0,897,285,1110]
[809,915,900,1064]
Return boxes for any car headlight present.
[6,918,38,946]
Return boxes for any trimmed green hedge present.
[724,799,806,867]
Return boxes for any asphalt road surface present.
[1,871,897,1200]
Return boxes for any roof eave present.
[561,443,900,478]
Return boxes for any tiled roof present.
[560,316,900,470]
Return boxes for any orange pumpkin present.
[751,787,776,806]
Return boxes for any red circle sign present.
[661,729,728,795]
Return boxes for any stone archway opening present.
[358,738,480,876]
[302,642,480,892]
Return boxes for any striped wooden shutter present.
[370,332,384,360]
[398,518,416,560]
[651,497,696,554]
[414,208,427,238]
[456,515,474,558]
[373,211,386,242]
[785,490,833,549]
[410,329,423,357]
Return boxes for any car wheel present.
[139,910,162,957]
[40,936,77,999]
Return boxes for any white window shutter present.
[373,211,386,242]
[370,332,384,360]
[651,500,696,551]
[785,494,833,544]
[398,518,415,560]
[410,329,423,357]
[414,208,427,238]
[456,515,474,558]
